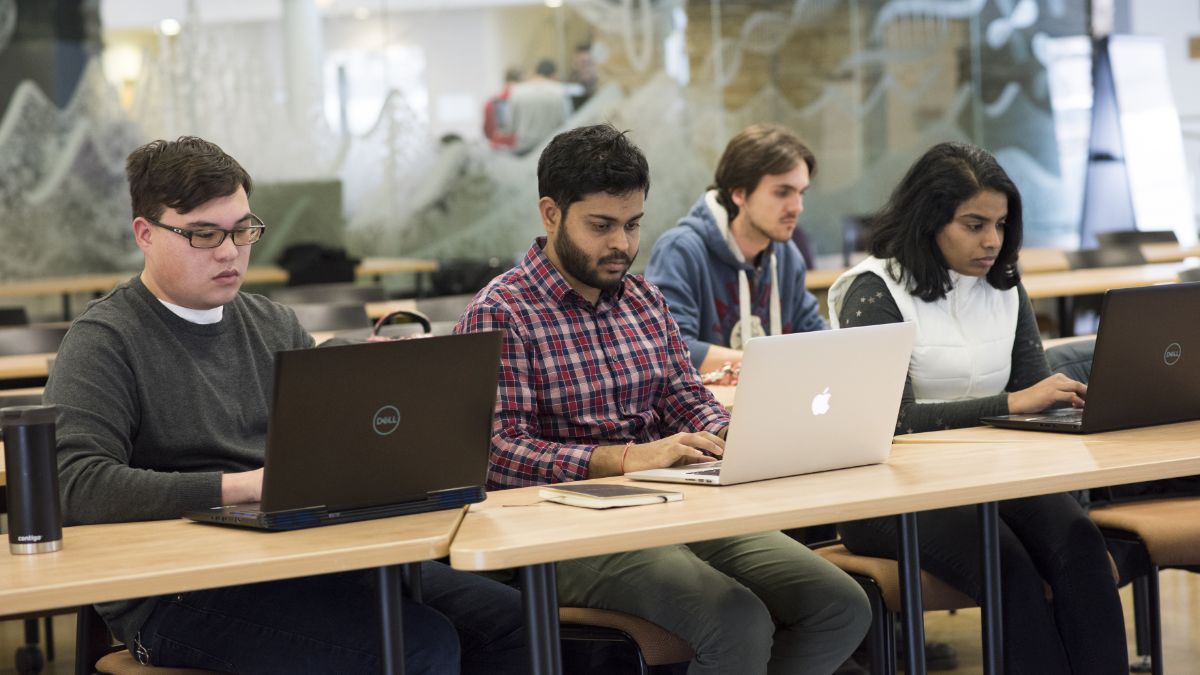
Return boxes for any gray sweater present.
[43,275,312,643]
[837,272,1049,434]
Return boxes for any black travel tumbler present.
[2,405,62,554]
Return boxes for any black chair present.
[429,258,511,297]
[1058,247,1147,336]
[0,306,29,326]
[414,293,476,323]
[0,325,68,357]
[75,605,225,674]
[276,243,359,286]
[270,283,386,305]
[1063,246,1146,269]
[286,302,371,332]
[841,214,874,267]
[0,325,67,389]
[1178,267,1200,283]
[1095,230,1178,247]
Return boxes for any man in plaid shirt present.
[455,124,870,674]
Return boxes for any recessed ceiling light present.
[159,18,181,36]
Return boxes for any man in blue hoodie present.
[646,124,827,373]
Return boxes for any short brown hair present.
[126,136,252,221]
[712,124,816,220]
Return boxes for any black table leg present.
[521,563,562,675]
[897,512,927,675]
[1057,296,1074,337]
[979,502,1003,675]
[401,562,423,603]
[61,293,71,322]
[377,565,406,675]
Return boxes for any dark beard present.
[555,225,637,291]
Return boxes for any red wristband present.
[620,440,635,474]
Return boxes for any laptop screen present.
[260,332,501,512]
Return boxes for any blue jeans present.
[133,561,525,675]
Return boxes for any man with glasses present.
[45,136,525,674]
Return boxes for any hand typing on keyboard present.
[609,430,726,476]
[1007,373,1087,414]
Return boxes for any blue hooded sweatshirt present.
[645,190,828,370]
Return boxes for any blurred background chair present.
[269,282,386,305]
[840,215,875,268]
[1058,246,1148,336]
[0,325,68,389]
[1063,246,1147,269]
[0,306,30,326]
[1094,230,1178,247]
[0,325,68,357]
[816,544,971,675]
[560,607,692,675]
[285,302,371,333]
[1178,266,1200,283]
[413,293,476,323]
[1090,498,1200,675]
[428,257,511,298]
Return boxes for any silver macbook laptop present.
[186,331,501,530]
[627,322,915,486]
[981,282,1200,433]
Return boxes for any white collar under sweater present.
[828,256,1018,403]
[705,190,781,349]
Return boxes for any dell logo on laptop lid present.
[1164,343,1182,366]
[373,405,401,436]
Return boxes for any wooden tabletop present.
[0,258,439,299]
[1139,242,1200,264]
[804,244,1199,293]
[804,268,844,291]
[0,353,54,382]
[1022,262,1188,299]
[0,506,467,616]
[449,421,1200,571]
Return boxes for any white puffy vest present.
[828,257,1018,403]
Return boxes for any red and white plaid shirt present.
[455,237,729,489]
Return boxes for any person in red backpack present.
[483,68,521,150]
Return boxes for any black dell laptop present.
[186,331,501,530]
[981,282,1200,434]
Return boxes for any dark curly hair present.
[867,142,1022,301]
[126,136,252,221]
[537,124,650,221]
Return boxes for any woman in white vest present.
[829,142,1127,673]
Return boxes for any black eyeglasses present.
[146,214,266,249]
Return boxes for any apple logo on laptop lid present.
[811,387,831,416]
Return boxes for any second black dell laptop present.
[981,282,1200,434]
[186,331,501,530]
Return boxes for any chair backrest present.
[1064,246,1146,269]
[430,258,511,297]
[1095,230,1178,247]
[270,283,386,305]
[286,302,371,332]
[0,306,29,326]
[414,293,476,323]
[841,214,874,267]
[0,390,43,408]
[1045,338,1096,385]
[0,325,68,356]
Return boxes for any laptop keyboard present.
[1029,408,1083,424]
